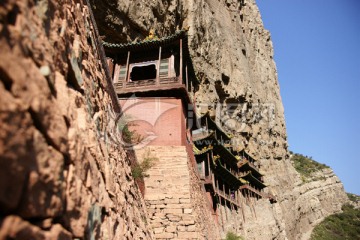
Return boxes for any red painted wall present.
[119,97,186,146]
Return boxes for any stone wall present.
[136,146,220,239]
[0,0,152,239]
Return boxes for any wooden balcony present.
[214,188,240,207]
[239,184,263,198]
[114,76,187,95]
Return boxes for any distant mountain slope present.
[310,201,360,240]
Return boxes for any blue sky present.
[257,0,360,195]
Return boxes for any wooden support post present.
[212,172,215,188]
[113,64,120,84]
[224,194,228,220]
[157,46,162,85]
[106,58,114,80]
[201,160,205,178]
[236,190,240,206]
[207,153,211,177]
[124,51,130,88]
[179,38,183,84]
[222,182,225,198]
[185,64,189,91]
[190,77,193,92]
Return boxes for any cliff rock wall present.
[91,0,348,239]
[0,0,349,239]
[0,0,152,239]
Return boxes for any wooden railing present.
[239,171,251,178]
[215,188,240,207]
[224,165,239,179]
[114,81,123,89]
[238,159,260,173]
[240,184,263,198]
[247,161,260,173]
[115,76,181,92]
[159,77,179,84]
[125,79,156,88]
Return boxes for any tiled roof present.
[240,172,266,189]
[102,30,187,51]
[103,29,199,85]
[193,145,213,155]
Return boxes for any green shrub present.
[117,115,143,145]
[131,150,158,180]
[347,192,360,203]
[310,204,360,240]
[224,231,244,240]
[290,152,329,182]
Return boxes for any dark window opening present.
[130,64,156,81]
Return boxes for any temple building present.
[104,30,198,146]
[192,112,276,217]
[104,30,219,239]
[103,30,275,239]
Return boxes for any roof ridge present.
[102,29,187,48]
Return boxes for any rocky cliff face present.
[91,0,348,239]
[0,0,349,239]
[0,0,152,239]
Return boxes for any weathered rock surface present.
[91,0,349,239]
[0,0,349,239]
[0,0,152,238]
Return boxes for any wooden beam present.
[179,38,183,84]
[124,51,130,88]
[113,64,120,84]
[207,153,211,177]
[236,190,240,205]
[201,160,205,177]
[106,58,114,79]
[185,64,189,92]
[212,172,215,188]
[157,46,162,85]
